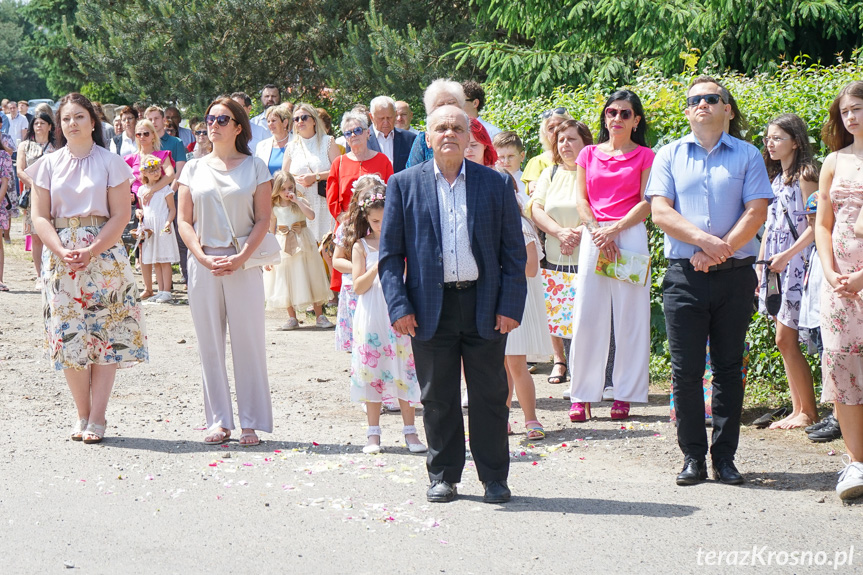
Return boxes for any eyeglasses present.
[205,114,236,127]
[762,136,790,145]
[135,131,151,138]
[686,94,725,107]
[542,107,567,119]
[605,108,633,120]
[344,127,364,138]
[293,114,311,123]
[195,130,207,136]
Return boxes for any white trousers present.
[188,248,273,432]
[568,222,650,403]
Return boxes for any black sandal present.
[548,361,568,384]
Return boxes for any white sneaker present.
[278,318,299,331]
[155,291,173,303]
[563,389,571,400]
[836,456,863,500]
[316,315,335,329]
[383,402,401,413]
[602,386,614,401]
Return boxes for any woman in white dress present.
[283,103,340,243]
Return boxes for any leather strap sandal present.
[548,362,568,384]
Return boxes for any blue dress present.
[268,146,285,175]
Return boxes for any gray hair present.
[369,96,396,116]
[423,79,466,115]
[340,111,369,133]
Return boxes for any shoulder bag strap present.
[778,191,800,242]
[211,180,241,251]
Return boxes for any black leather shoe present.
[676,457,707,486]
[712,459,744,485]
[808,416,842,442]
[427,480,457,503]
[482,480,511,503]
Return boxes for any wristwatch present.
[315,173,321,181]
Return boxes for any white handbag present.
[214,189,281,270]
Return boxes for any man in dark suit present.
[379,105,527,504]
[367,96,417,173]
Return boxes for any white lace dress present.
[287,134,335,242]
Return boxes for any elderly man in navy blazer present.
[379,105,527,504]
[366,96,417,173]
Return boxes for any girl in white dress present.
[264,171,333,329]
[137,155,179,303]
[503,176,553,439]
[347,176,425,454]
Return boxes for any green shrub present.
[483,57,855,406]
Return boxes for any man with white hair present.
[365,95,417,173]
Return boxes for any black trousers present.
[663,262,756,461]
[411,286,510,484]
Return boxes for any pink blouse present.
[576,145,654,222]
[26,144,134,219]
[125,150,175,197]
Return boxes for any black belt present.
[443,280,477,290]
[669,256,756,272]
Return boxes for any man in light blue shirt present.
[646,76,772,487]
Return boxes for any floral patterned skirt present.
[42,225,148,371]
[334,282,356,353]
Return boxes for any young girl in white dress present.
[502,171,553,439]
[347,176,426,454]
[264,171,333,330]
[137,155,179,303]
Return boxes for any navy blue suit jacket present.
[379,159,527,341]
[366,127,416,173]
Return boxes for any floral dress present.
[0,151,11,231]
[821,176,863,405]
[758,175,811,328]
[349,239,420,405]
[333,225,357,353]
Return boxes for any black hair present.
[25,111,56,146]
[597,90,648,147]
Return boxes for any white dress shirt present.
[110,133,138,156]
[7,114,28,146]
[434,160,479,282]
[374,126,395,165]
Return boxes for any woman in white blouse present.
[177,97,274,446]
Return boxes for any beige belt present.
[54,215,108,229]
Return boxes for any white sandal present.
[82,421,107,444]
[363,425,382,454]
[403,425,427,453]
[71,418,88,441]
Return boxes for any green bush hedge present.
[482,56,863,406]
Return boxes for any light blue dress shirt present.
[645,132,773,260]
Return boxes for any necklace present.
[852,146,863,171]
[274,133,290,145]
[69,143,95,161]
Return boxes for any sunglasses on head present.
[292,114,311,123]
[542,107,567,120]
[194,130,207,136]
[344,127,364,138]
[135,131,151,138]
[604,108,633,120]
[686,94,725,107]
[205,114,236,126]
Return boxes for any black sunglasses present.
[292,114,311,123]
[604,108,633,120]
[194,130,207,136]
[344,127,364,138]
[686,94,725,107]
[542,107,567,119]
[205,114,237,127]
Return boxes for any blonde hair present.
[138,154,163,186]
[271,170,303,212]
[135,119,162,152]
[292,103,328,146]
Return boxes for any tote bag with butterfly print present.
[540,264,577,337]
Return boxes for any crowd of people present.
[3,75,863,504]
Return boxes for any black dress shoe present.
[482,480,511,503]
[676,457,707,486]
[712,459,744,485]
[808,417,842,442]
[427,480,457,503]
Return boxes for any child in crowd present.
[493,131,528,205]
[137,155,179,303]
[346,175,426,454]
[264,170,333,330]
[500,169,552,439]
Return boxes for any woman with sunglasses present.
[522,108,573,195]
[177,97,274,447]
[254,104,292,175]
[283,103,340,244]
[25,93,147,443]
[326,111,393,296]
[566,90,654,423]
[187,122,212,160]
[125,119,176,300]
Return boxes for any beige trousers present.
[188,247,273,432]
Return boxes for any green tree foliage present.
[453,0,863,97]
[0,0,50,100]
[318,0,482,112]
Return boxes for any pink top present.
[26,144,134,218]
[125,150,174,197]
[576,145,654,222]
